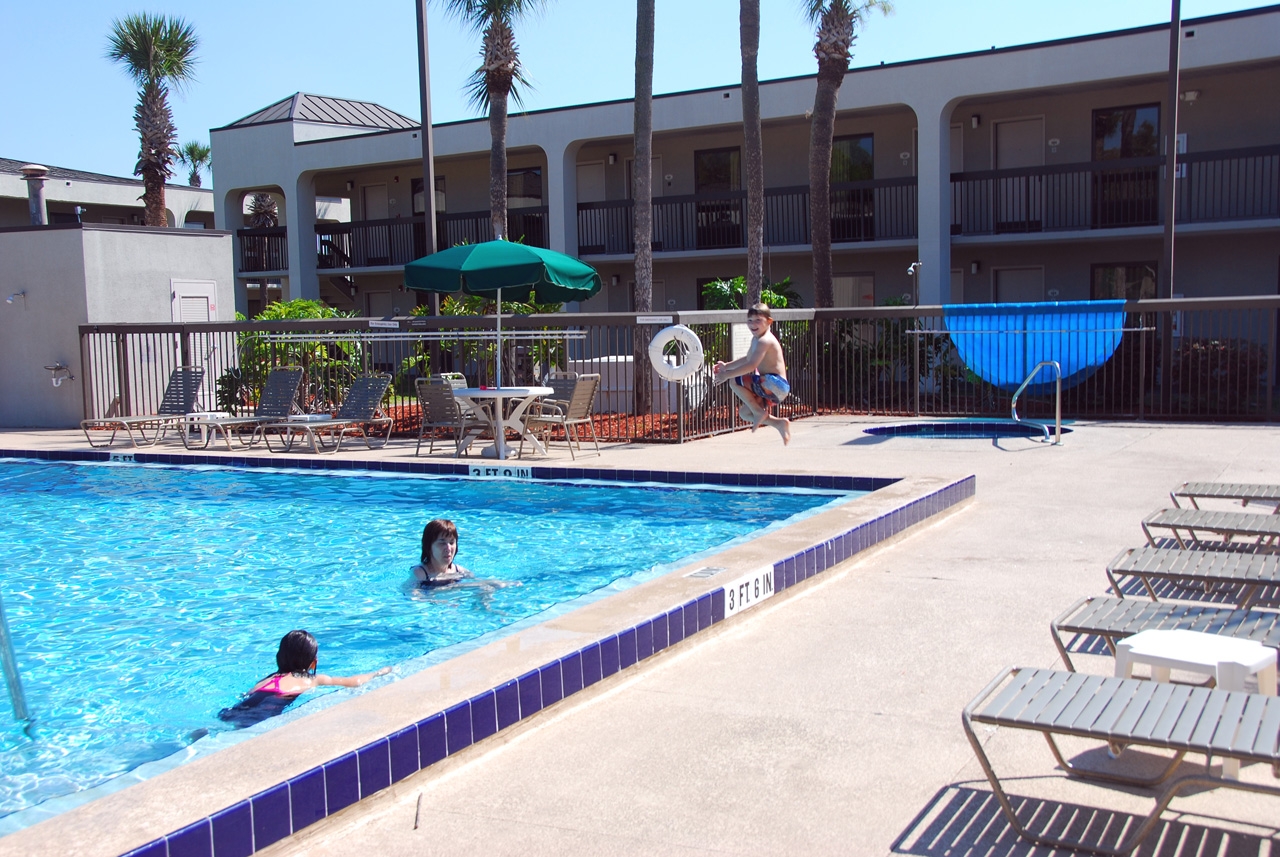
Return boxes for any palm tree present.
[803,0,890,307]
[632,0,656,415]
[438,0,547,242]
[248,193,279,228]
[176,140,212,187]
[741,0,764,306]
[106,13,199,227]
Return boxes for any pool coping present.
[0,448,974,857]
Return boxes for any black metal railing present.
[951,144,1280,235]
[316,209,552,270]
[437,207,549,250]
[236,227,288,272]
[1179,144,1280,222]
[577,178,918,255]
[79,297,1280,447]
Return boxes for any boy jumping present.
[711,303,791,445]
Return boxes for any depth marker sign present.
[722,566,775,618]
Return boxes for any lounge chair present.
[414,377,487,456]
[1142,507,1280,550]
[261,374,393,454]
[1172,480,1280,512]
[1106,545,1280,609]
[180,366,304,450]
[81,367,206,448]
[963,665,1280,856]
[520,373,601,460]
[1051,594,1280,671]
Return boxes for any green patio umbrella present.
[404,240,603,388]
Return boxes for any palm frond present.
[106,12,199,91]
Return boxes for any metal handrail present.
[1011,360,1062,444]
[0,593,30,722]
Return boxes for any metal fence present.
[78,296,1279,444]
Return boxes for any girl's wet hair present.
[421,518,459,565]
[276,629,318,676]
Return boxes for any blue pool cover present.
[943,300,1126,394]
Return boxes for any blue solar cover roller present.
[943,300,1125,394]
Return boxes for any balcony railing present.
[951,144,1280,236]
[236,227,288,272]
[438,207,549,250]
[316,208,551,270]
[577,177,918,255]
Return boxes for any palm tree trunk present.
[741,0,764,306]
[135,81,174,227]
[632,0,656,416]
[809,63,843,308]
[488,87,509,241]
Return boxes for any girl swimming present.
[217,629,391,727]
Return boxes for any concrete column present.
[911,101,952,306]
[291,175,319,302]
[543,140,581,255]
[20,164,49,226]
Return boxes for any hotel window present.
[412,175,446,215]
[507,167,543,209]
[694,148,741,192]
[831,135,873,182]
[1091,262,1157,301]
[1092,104,1160,160]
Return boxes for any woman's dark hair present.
[420,518,459,565]
[275,629,318,676]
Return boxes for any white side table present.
[1115,628,1277,777]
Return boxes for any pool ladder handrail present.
[0,593,31,722]
[1010,360,1063,445]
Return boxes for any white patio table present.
[453,386,553,460]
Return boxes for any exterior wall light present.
[970,114,980,129]
[1179,89,1201,103]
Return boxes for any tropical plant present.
[106,13,199,227]
[218,300,361,415]
[248,193,279,228]
[802,0,891,307]
[700,276,801,311]
[437,0,547,241]
[632,0,656,415]
[407,292,565,387]
[740,0,764,306]
[176,140,211,187]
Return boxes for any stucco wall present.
[0,225,234,428]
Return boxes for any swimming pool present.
[0,458,849,822]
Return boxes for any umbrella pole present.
[495,287,502,390]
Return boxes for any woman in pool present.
[410,518,520,591]
[217,629,390,728]
[412,518,473,586]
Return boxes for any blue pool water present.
[0,459,848,819]
[864,421,1072,439]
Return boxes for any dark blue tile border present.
[16,448,966,857]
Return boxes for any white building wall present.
[0,225,234,428]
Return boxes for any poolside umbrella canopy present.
[403,240,603,388]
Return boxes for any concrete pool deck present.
[3,417,1280,855]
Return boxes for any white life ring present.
[648,324,704,382]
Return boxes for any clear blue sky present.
[1,0,1266,180]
